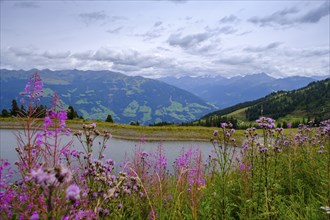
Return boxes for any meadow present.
[0,73,329,219]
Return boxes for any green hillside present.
[201,78,330,124]
[0,69,216,124]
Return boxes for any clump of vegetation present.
[1,72,329,219]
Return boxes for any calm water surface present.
[0,129,214,169]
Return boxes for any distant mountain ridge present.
[201,78,330,122]
[159,73,328,108]
[0,69,216,124]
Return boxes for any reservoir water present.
[0,129,214,171]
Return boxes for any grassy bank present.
[1,117,242,142]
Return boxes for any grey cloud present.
[237,30,253,36]
[244,42,282,52]
[249,2,329,27]
[73,47,173,70]
[205,25,237,35]
[167,0,188,3]
[72,51,94,60]
[167,32,210,49]
[219,15,239,23]
[284,47,329,58]
[109,16,127,22]
[137,23,165,40]
[107,26,123,34]
[218,26,237,35]
[248,7,299,26]
[298,2,329,23]
[9,47,71,60]
[8,46,37,57]
[79,11,107,25]
[13,2,40,8]
[214,56,255,65]
[43,51,71,59]
[153,21,162,27]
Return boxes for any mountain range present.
[0,69,216,124]
[159,73,328,108]
[201,78,330,124]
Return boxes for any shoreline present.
[0,120,214,142]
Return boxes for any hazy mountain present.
[0,69,216,124]
[202,78,330,122]
[159,73,327,108]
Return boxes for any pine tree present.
[67,106,79,119]
[10,99,20,116]
[105,114,114,123]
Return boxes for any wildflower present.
[213,130,218,136]
[44,116,52,128]
[256,117,275,129]
[260,147,268,153]
[54,165,72,183]
[30,167,57,187]
[239,163,252,171]
[66,184,80,202]
[118,203,123,209]
[35,132,43,146]
[30,211,39,220]
[148,209,158,220]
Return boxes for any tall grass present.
[0,72,329,219]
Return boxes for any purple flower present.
[256,117,275,129]
[35,132,43,146]
[66,184,80,201]
[20,72,43,104]
[239,163,252,171]
[260,147,268,153]
[44,116,52,128]
[55,165,72,183]
[221,123,227,129]
[30,167,57,187]
[118,203,123,209]
[213,130,218,136]
[57,110,67,128]
[30,212,39,220]
[148,209,158,220]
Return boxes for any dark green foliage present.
[1,109,10,117]
[0,69,216,124]
[130,121,140,126]
[67,106,79,119]
[149,121,176,126]
[245,79,330,121]
[105,114,114,123]
[10,99,19,117]
[185,115,238,128]
[202,78,330,125]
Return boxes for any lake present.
[0,129,214,172]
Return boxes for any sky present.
[0,0,329,79]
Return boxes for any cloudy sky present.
[1,0,329,78]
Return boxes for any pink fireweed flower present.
[30,211,39,220]
[239,163,252,171]
[30,167,57,187]
[57,110,67,128]
[66,184,81,202]
[55,165,72,183]
[44,116,52,128]
[35,132,43,146]
[19,72,44,104]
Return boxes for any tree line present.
[1,99,82,120]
